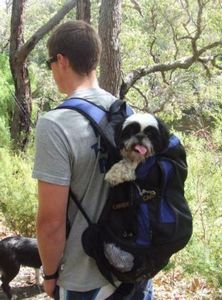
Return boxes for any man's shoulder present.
[37,88,117,126]
[37,108,68,123]
[70,87,117,110]
[36,107,82,133]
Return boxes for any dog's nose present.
[136,133,144,142]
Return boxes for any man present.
[33,20,153,299]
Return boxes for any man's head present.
[47,20,102,75]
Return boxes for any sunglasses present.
[46,55,57,70]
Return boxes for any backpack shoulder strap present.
[56,97,133,150]
[56,97,107,127]
[56,98,133,149]
[56,97,133,227]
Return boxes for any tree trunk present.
[98,0,122,97]
[9,0,31,150]
[76,0,91,23]
[9,0,77,151]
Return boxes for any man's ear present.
[57,53,70,69]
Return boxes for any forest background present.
[0,0,221,299]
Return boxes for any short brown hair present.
[47,20,102,74]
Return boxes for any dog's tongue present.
[134,144,148,155]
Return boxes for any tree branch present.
[120,40,222,98]
[198,58,211,78]
[149,6,159,63]
[16,0,77,63]
[191,0,206,55]
[212,54,222,70]
[130,0,143,17]
[132,85,149,110]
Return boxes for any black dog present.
[0,236,41,299]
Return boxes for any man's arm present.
[36,180,69,297]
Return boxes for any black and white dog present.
[100,112,171,276]
[0,236,41,299]
[105,113,170,186]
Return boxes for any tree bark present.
[9,0,30,150]
[76,0,91,23]
[98,0,122,97]
[9,0,77,150]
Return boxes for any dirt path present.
[2,269,221,300]
[0,273,49,299]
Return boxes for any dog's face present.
[115,113,170,163]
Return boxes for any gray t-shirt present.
[33,87,116,291]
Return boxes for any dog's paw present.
[105,160,137,186]
[105,171,120,186]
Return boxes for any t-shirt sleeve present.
[32,116,73,186]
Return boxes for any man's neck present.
[65,70,99,97]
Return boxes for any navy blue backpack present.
[57,98,193,285]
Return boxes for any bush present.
[0,53,14,148]
[0,118,10,147]
[0,147,37,237]
[174,131,222,287]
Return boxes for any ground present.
[0,217,221,299]
[0,268,49,299]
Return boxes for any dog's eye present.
[144,126,159,137]
[122,123,140,138]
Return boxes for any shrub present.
[0,53,14,148]
[174,131,222,287]
[0,118,10,147]
[0,147,37,237]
